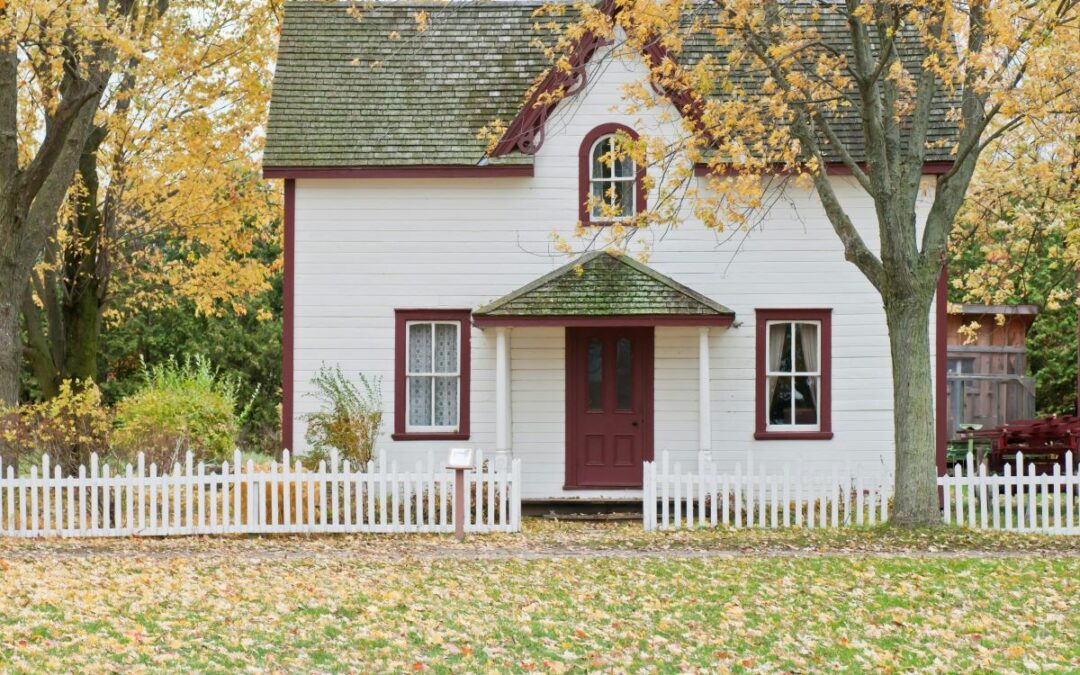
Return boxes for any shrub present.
[0,379,111,474]
[113,356,254,466]
[302,365,383,468]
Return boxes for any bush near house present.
[0,379,111,473]
[113,356,255,467]
[302,365,383,468]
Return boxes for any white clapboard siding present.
[0,450,521,538]
[644,451,894,531]
[645,450,1080,534]
[939,451,1080,535]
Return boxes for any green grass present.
[0,524,1078,671]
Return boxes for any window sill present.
[754,430,834,441]
[391,432,470,442]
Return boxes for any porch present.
[472,251,734,498]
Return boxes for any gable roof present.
[265,2,553,169]
[472,250,735,323]
[264,1,960,171]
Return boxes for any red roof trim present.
[262,165,533,179]
[694,161,955,177]
[281,179,296,453]
[936,268,948,477]
[473,314,734,328]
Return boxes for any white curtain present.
[408,323,432,372]
[433,324,459,426]
[799,323,818,373]
[767,323,788,402]
[799,322,819,413]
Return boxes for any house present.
[263,1,956,501]
[945,304,1038,441]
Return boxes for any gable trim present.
[489,16,614,156]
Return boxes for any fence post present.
[453,467,466,541]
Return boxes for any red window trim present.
[578,123,647,226]
[392,309,471,441]
[754,308,833,440]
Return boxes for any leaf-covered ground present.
[1,522,1078,672]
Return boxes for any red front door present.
[565,327,654,488]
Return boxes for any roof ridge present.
[473,249,734,317]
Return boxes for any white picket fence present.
[643,452,894,531]
[941,451,1080,534]
[644,450,1080,534]
[0,449,521,538]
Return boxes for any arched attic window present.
[578,124,646,225]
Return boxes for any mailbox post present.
[446,448,475,541]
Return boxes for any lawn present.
[0,523,1078,672]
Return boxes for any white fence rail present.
[941,451,1079,534]
[0,449,521,538]
[645,451,1080,534]
[644,452,893,531]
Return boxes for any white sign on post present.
[446,448,475,470]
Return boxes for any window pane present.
[616,337,632,410]
[768,376,792,425]
[613,179,633,217]
[408,323,432,372]
[793,375,819,425]
[590,180,607,218]
[587,338,603,411]
[612,149,635,178]
[408,376,432,426]
[794,322,818,373]
[433,377,458,427]
[768,322,793,373]
[591,137,612,179]
[434,323,458,373]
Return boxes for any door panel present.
[565,327,654,488]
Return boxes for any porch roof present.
[472,251,735,327]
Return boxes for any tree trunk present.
[884,291,941,526]
[0,277,19,409]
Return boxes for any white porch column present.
[698,326,712,454]
[495,327,512,464]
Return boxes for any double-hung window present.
[755,309,832,439]
[393,310,471,440]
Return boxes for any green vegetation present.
[113,356,255,465]
[302,365,383,468]
[0,523,1076,671]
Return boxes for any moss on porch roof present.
[473,251,734,317]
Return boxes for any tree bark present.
[883,290,941,526]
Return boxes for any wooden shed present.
[946,304,1038,441]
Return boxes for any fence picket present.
[639,451,1079,534]
[1003,462,1013,530]
[1067,451,1075,533]
[1027,460,1037,532]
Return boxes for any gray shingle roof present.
[473,251,735,317]
[265,2,552,168]
[265,1,960,168]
